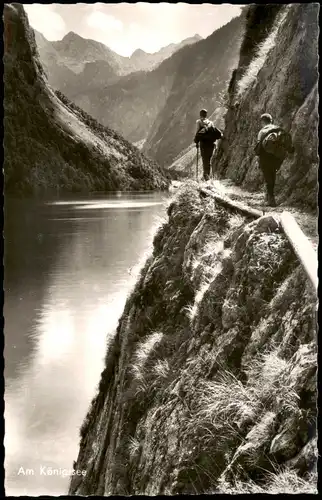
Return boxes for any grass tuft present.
[153,359,170,380]
[133,332,163,366]
[194,371,260,433]
[130,332,164,389]
[218,468,317,494]
[246,350,301,414]
[128,436,141,461]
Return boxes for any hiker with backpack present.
[194,109,222,181]
[255,113,294,207]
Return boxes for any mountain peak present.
[62,31,83,42]
[185,34,203,43]
[131,48,148,59]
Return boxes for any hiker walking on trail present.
[194,109,222,181]
[255,113,294,207]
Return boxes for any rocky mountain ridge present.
[34,30,202,82]
[128,34,203,72]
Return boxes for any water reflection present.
[5,192,167,495]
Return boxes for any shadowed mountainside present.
[3,4,170,195]
[70,183,317,495]
[214,4,318,210]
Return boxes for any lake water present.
[4,191,168,496]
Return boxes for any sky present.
[23,3,242,57]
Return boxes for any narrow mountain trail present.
[171,179,318,249]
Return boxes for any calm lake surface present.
[4,191,168,496]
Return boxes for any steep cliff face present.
[3,4,169,194]
[214,4,318,210]
[70,183,317,495]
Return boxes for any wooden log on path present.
[199,186,264,219]
[199,188,317,294]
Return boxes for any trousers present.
[259,153,283,198]
[200,142,215,181]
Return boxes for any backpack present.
[261,128,293,160]
[196,123,222,144]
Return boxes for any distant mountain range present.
[34,30,202,81]
[34,30,204,126]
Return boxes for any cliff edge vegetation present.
[3,3,169,195]
[70,183,317,495]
